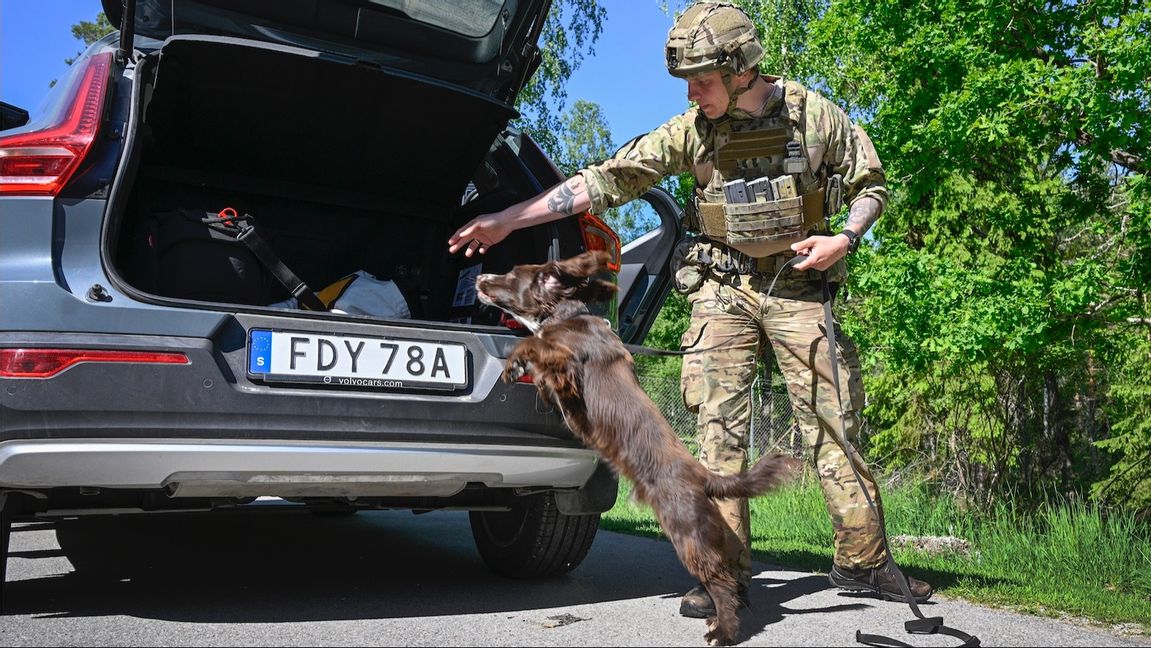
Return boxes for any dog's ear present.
[538,269,617,305]
[555,251,610,279]
[571,278,618,305]
[537,269,566,294]
[536,251,617,304]
[536,257,589,294]
[590,250,612,271]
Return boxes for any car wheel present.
[469,491,598,578]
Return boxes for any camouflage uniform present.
[578,80,889,584]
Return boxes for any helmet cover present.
[666,2,764,78]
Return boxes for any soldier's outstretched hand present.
[791,234,850,271]
[449,213,513,257]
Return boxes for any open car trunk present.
[110,36,570,326]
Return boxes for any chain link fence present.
[635,365,803,460]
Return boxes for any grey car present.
[0,0,680,591]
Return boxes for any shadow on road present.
[2,508,878,631]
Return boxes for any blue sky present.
[1,0,687,149]
[565,1,689,148]
[1,0,108,117]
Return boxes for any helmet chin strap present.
[721,71,760,116]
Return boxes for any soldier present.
[448,0,932,618]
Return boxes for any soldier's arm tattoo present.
[846,196,882,234]
[546,179,583,216]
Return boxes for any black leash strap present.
[204,209,328,312]
[623,256,808,358]
[623,343,690,357]
[817,269,979,648]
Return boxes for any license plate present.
[247,329,468,391]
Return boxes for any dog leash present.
[623,257,806,358]
[624,333,737,358]
[815,268,980,648]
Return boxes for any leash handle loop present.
[905,617,944,634]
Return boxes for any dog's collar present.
[540,300,590,325]
[512,313,542,334]
[510,302,588,334]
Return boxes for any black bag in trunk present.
[150,208,281,305]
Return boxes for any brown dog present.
[476,250,799,646]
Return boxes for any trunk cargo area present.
[111,36,554,325]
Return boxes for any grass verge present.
[600,474,1151,634]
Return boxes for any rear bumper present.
[0,325,570,446]
[0,438,600,498]
[0,324,594,502]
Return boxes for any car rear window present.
[368,0,505,38]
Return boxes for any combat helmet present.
[665,2,764,79]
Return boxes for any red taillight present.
[0,348,189,378]
[579,212,622,272]
[498,313,525,331]
[0,51,112,196]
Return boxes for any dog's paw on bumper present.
[503,359,531,383]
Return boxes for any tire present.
[469,492,599,578]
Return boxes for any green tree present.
[66,12,116,66]
[554,96,671,245]
[556,99,614,176]
[734,0,1151,509]
[516,0,607,158]
[51,12,117,88]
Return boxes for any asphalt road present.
[0,508,1146,647]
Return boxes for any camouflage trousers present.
[679,269,888,585]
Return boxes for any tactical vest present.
[691,80,832,257]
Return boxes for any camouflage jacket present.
[577,77,889,238]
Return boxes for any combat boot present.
[827,562,933,603]
[678,583,751,619]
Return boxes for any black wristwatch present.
[838,229,860,254]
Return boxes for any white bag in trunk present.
[270,270,411,319]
